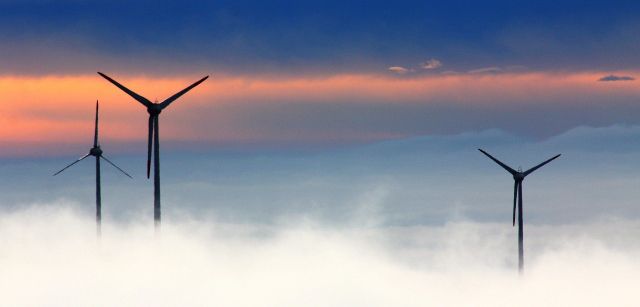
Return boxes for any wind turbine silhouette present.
[97,72,209,228]
[54,101,132,236]
[478,149,560,274]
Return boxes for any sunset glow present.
[1,71,638,156]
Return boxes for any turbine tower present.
[54,101,132,236]
[478,149,560,274]
[98,72,209,228]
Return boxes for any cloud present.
[598,75,635,82]
[388,66,410,74]
[389,59,442,75]
[420,58,442,70]
[467,65,526,74]
[0,206,639,306]
[504,65,528,71]
[468,67,502,74]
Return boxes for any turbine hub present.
[513,173,525,181]
[90,146,103,157]
[147,104,162,116]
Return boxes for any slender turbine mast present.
[54,101,132,236]
[97,72,209,228]
[478,149,560,274]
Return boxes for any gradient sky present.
[0,0,639,156]
[3,4,640,302]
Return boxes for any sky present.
[1,0,640,154]
[1,1,640,305]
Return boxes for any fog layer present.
[0,206,638,306]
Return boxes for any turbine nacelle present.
[89,146,103,157]
[147,104,162,116]
[513,172,525,181]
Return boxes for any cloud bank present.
[1,126,639,305]
[0,206,638,306]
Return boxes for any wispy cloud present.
[504,65,528,72]
[598,75,635,82]
[468,67,502,74]
[388,66,410,74]
[466,65,527,74]
[421,59,442,70]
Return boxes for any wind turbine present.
[54,101,132,236]
[97,72,209,228]
[478,149,560,273]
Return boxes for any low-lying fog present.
[1,125,640,306]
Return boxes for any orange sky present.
[0,71,638,156]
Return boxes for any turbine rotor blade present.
[478,149,517,175]
[53,154,90,176]
[147,115,154,179]
[94,100,99,147]
[97,72,153,108]
[159,75,209,109]
[101,155,133,179]
[513,181,518,226]
[523,154,561,177]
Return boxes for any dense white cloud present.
[0,207,638,306]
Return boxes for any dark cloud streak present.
[599,75,635,81]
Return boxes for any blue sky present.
[1,0,640,74]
